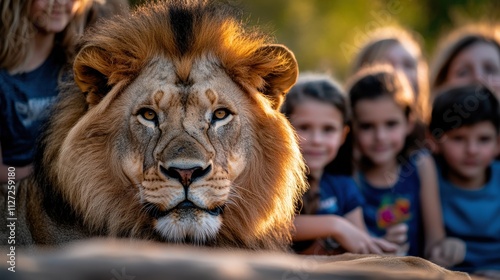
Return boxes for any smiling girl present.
[347,65,463,266]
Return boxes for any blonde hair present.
[351,26,430,123]
[429,23,500,92]
[0,0,92,71]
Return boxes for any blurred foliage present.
[127,0,500,80]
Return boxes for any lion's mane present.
[26,0,307,250]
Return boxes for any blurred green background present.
[128,0,500,80]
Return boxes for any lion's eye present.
[213,108,230,121]
[139,108,157,122]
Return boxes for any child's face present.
[445,41,500,98]
[290,99,346,178]
[380,43,419,95]
[353,97,412,167]
[437,121,499,183]
[30,0,81,34]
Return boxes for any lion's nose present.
[162,165,212,187]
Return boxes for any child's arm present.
[417,154,445,254]
[418,154,466,266]
[416,154,453,258]
[293,214,374,254]
[293,213,397,254]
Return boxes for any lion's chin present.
[154,211,222,244]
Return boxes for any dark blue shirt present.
[356,157,423,256]
[292,174,363,253]
[0,49,64,166]
[317,174,364,216]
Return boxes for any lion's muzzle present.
[145,133,229,242]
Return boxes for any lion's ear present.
[256,44,298,110]
[73,46,114,106]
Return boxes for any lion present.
[0,0,306,251]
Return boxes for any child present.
[0,0,92,183]
[429,84,500,275]
[282,73,397,255]
[347,64,453,261]
[351,26,430,123]
[430,23,500,98]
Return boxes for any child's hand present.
[383,223,408,245]
[370,237,400,254]
[395,242,410,256]
[333,218,395,254]
[428,237,466,268]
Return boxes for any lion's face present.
[118,57,252,242]
[42,0,306,250]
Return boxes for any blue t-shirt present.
[437,160,500,273]
[317,174,364,216]
[292,174,363,253]
[0,49,64,166]
[356,157,423,256]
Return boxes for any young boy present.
[429,84,500,275]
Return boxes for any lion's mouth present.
[144,201,224,219]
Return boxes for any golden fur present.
[1,0,306,251]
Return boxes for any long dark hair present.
[281,73,349,214]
